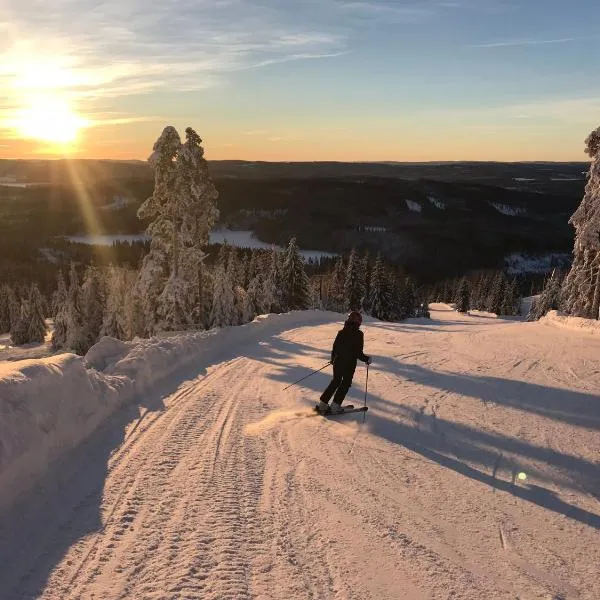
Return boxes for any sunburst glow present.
[14,96,88,145]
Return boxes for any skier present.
[317,311,371,414]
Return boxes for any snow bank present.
[540,310,600,335]
[0,310,339,512]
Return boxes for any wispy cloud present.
[471,36,595,48]
[0,0,347,131]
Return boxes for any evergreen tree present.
[486,272,505,315]
[65,263,87,355]
[80,265,104,350]
[102,267,126,340]
[27,284,47,344]
[137,125,219,333]
[326,257,346,312]
[455,278,470,313]
[282,238,310,310]
[344,248,364,311]
[51,270,68,316]
[0,285,11,334]
[562,126,600,319]
[398,277,417,320]
[7,286,19,331]
[360,250,370,311]
[210,249,236,327]
[368,253,391,320]
[528,270,563,321]
[501,277,521,316]
[10,301,30,346]
[247,271,265,315]
[261,250,283,313]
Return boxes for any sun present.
[15,96,88,145]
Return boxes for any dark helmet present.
[347,310,362,325]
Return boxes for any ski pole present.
[362,363,370,423]
[283,361,331,391]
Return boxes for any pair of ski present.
[313,404,368,417]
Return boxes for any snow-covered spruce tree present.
[360,250,370,312]
[368,253,391,320]
[259,250,281,314]
[101,266,126,340]
[27,284,47,344]
[344,248,365,311]
[455,278,470,313]
[52,270,68,316]
[282,238,310,310]
[397,278,417,320]
[325,257,346,312]
[485,272,505,315]
[210,247,236,327]
[562,127,600,319]
[64,263,87,355]
[10,301,30,346]
[7,286,19,331]
[528,270,563,321]
[0,285,11,334]
[137,126,219,333]
[501,277,521,316]
[80,265,104,352]
[247,270,265,315]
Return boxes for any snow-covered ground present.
[1,305,599,599]
[64,229,336,260]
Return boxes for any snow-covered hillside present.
[1,306,599,599]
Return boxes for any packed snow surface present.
[1,305,599,599]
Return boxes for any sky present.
[0,0,599,162]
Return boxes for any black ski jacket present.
[331,321,369,368]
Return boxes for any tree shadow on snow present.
[374,356,600,432]
[257,338,600,532]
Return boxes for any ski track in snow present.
[1,305,600,599]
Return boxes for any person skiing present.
[317,311,371,414]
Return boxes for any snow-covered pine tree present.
[0,285,11,334]
[137,126,219,332]
[282,238,310,310]
[27,284,47,344]
[368,253,391,320]
[344,248,364,311]
[455,278,470,313]
[10,301,30,346]
[562,126,600,319]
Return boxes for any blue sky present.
[0,0,598,160]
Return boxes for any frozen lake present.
[65,230,336,261]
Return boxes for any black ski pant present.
[320,362,356,405]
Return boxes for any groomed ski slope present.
[1,305,599,599]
